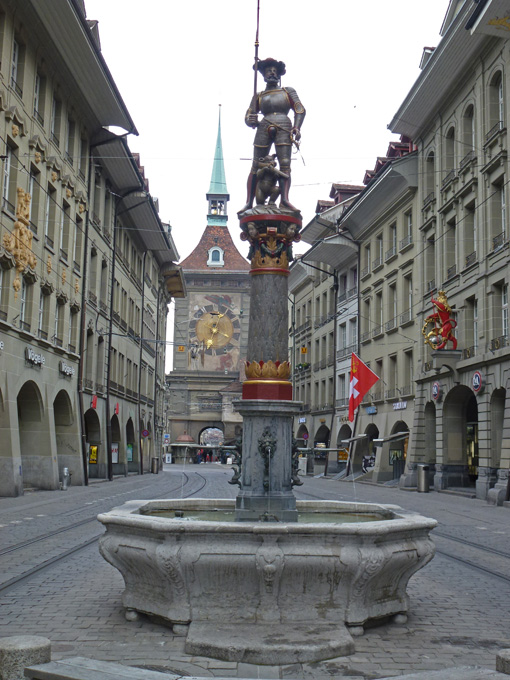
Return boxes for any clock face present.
[188,300,242,365]
[196,312,234,349]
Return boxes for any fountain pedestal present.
[235,400,300,522]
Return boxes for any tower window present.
[207,247,224,267]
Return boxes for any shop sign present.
[472,371,484,394]
[365,406,377,415]
[89,445,98,464]
[127,443,133,462]
[298,417,306,423]
[59,360,75,377]
[393,401,407,411]
[111,442,119,464]
[337,448,349,462]
[25,346,45,366]
[432,381,442,401]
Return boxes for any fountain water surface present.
[98,56,437,664]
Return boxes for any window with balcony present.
[386,223,397,261]
[374,234,383,269]
[445,217,457,280]
[0,267,9,321]
[2,145,17,214]
[51,96,62,147]
[463,200,477,266]
[19,278,33,332]
[43,186,56,249]
[66,118,76,165]
[33,72,46,125]
[461,104,475,162]
[490,179,506,249]
[487,70,504,138]
[425,234,436,292]
[361,244,371,278]
[400,210,413,250]
[59,202,71,262]
[424,151,435,205]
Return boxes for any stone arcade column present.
[234,210,302,521]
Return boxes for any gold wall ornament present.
[2,188,37,299]
[62,268,67,286]
[34,151,42,164]
[12,124,19,138]
[78,203,85,214]
[51,171,58,182]
[66,188,72,199]
[75,278,79,294]
[488,16,510,31]
[47,255,52,274]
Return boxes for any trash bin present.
[61,467,71,491]
[151,457,159,474]
[417,464,430,493]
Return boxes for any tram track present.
[0,470,209,595]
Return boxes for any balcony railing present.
[29,220,38,235]
[493,231,505,251]
[385,388,400,399]
[400,309,412,325]
[54,337,63,348]
[51,131,60,147]
[327,351,335,366]
[490,335,508,351]
[60,248,68,263]
[44,234,54,249]
[399,234,412,251]
[336,397,348,408]
[373,256,382,270]
[385,245,396,262]
[11,77,22,98]
[99,300,108,314]
[426,278,436,293]
[441,169,456,189]
[361,265,370,278]
[465,251,477,268]
[485,120,503,143]
[38,328,48,340]
[360,330,371,343]
[337,343,356,360]
[68,343,76,353]
[400,385,413,396]
[3,197,15,214]
[84,378,93,390]
[347,286,357,299]
[460,149,476,169]
[88,290,98,305]
[385,317,397,332]
[446,263,457,280]
[462,345,477,359]
[423,191,435,208]
[372,324,383,338]
[34,109,44,126]
[20,320,31,332]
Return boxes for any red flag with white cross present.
[348,353,379,422]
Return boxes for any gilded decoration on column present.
[75,278,79,294]
[240,220,301,271]
[47,255,52,274]
[2,188,36,299]
[79,202,85,214]
[51,171,58,182]
[11,124,19,138]
[245,360,291,380]
[62,268,67,286]
[34,151,41,164]
[66,188,72,199]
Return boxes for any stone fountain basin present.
[98,498,437,664]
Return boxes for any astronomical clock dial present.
[189,304,241,358]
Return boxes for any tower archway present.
[17,381,53,489]
[84,407,102,478]
[53,389,82,484]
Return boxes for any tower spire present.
[207,105,230,226]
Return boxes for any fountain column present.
[234,210,302,521]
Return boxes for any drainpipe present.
[137,250,148,474]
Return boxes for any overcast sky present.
[83,0,450,369]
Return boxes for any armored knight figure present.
[240,58,305,213]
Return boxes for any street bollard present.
[0,636,51,680]
[417,464,430,493]
[61,467,71,491]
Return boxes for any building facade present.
[389,0,510,501]
[166,116,250,449]
[0,0,184,496]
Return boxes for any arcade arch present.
[490,388,505,468]
[84,407,102,478]
[17,381,51,489]
[126,417,137,472]
[111,414,122,474]
[442,385,478,487]
[53,389,81,481]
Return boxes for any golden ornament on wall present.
[79,203,85,214]
[62,268,67,286]
[66,188,72,199]
[51,171,58,182]
[12,124,19,138]
[34,152,41,164]
[75,278,79,294]
[2,188,37,300]
[47,255,52,274]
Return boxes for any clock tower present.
[166,109,251,449]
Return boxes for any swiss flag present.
[348,353,379,422]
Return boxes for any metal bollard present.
[61,467,71,491]
[417,464,430,493]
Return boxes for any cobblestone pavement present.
[1,466,509,679]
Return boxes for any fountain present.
[98,57,437,664]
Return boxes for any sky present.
[83,0,450,369]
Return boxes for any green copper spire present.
[207,106,229,226]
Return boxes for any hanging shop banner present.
[111,442,119,464]
[127,443,133,462]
